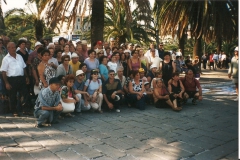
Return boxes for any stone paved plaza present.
[0,69,238,160]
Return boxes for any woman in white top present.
[62,44,71,58]
[107,53,118,73]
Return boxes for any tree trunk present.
[91,0,104,49]
[35,19,44,41]
[0,6,5,33]
[216,36,222,53]
[179,34,185,56]
[193,36,202,59]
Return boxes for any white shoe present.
[116,109,120,113]
[114,95,120,101]
[233,97,238,101]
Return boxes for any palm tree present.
[153,0,238,58]
[103,0,154,46]
[32,0,152,46]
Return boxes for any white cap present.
[234,47,238,51]
[76,70,84,76]
[75,39,81,43]
[124,49,131,53]
[110,38,114,41]
[81,40,87,45]
[144,82,150,85]
[35,41,43,47]
[71,53,79,58]
[47,43,55,49]
[150,64,157,69]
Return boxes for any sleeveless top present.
[171,81,181,94]
[39,63,56,89]
[131,79,143,92]
[130,58,140,71]
[162,60,173,77]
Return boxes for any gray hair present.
[116,66,124,71]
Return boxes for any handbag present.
[60,98,75,113]
[34,85,41,95]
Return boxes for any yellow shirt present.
[69,61,80,76]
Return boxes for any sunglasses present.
[64,59,70,61]
[92,72,98,75]
[79,74,85,76]
[109,74,115,76]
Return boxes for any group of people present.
[3,36,234,128]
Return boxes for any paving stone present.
[192,150,223,160]
[101,138,133,151]
[126,148,163,160]
[93,144,126,159]
[224,151,238,160]
[52,123,76,132]
[52,134,81,145]
[79,136,103,147]
[71,144,103,159]
[55,148,86,160]
[145,148,181,160]
[119,137,152,151]
[36,136,71,153]
[0,146,11,160]
[168,141,204,154]
[84,130,111,139]
[5,130,30,140]
[4,147,33,160]
[147,140,193,158]
[15,137,43,151]
[29,148,59,160]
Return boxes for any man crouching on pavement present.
[34,77,63,128]
[181,69,203,105]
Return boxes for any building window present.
[78,18,80,22]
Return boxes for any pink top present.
[131,59,140,71]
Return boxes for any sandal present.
[98,110,103,114]
[172,107,182,111]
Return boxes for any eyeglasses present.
[79,74,85,76]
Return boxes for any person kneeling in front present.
[102,70,122,112]
[34,77,63,128]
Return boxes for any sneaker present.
[192,98,197,105]
[114,95,120,101]
[116,109,120,113]
[234,97,238,101]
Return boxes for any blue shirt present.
[73,80,85,91]
[84,58,99,79]
[85,79,102,95]
[34,87,60,109]
[99,64,108,81]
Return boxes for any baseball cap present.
[71,53,79,58]
[97,41,102,45]
[234,47,238,51]
[49,77,61,85]
[76,70,84,76]
[35,41,43,47]
[91,69,98,75]
[150,64,157,69]
[139,68,145,72]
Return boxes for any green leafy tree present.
[153,0,238,58]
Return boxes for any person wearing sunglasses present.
[102,70,122,112]
[83,69,103,113]
[73,70,91,113]
[56,55,73,77]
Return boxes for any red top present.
[209,54,214,62]
[180,77,200,92]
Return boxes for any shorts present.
[186,91,198,98]
[232,78,238,84]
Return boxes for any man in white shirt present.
[145,43,159,58]
[146,49,162,70]
[0,42,30,116]
[176,49,182,57]
[48,47,58,69]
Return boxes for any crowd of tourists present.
[0,36,237,128]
